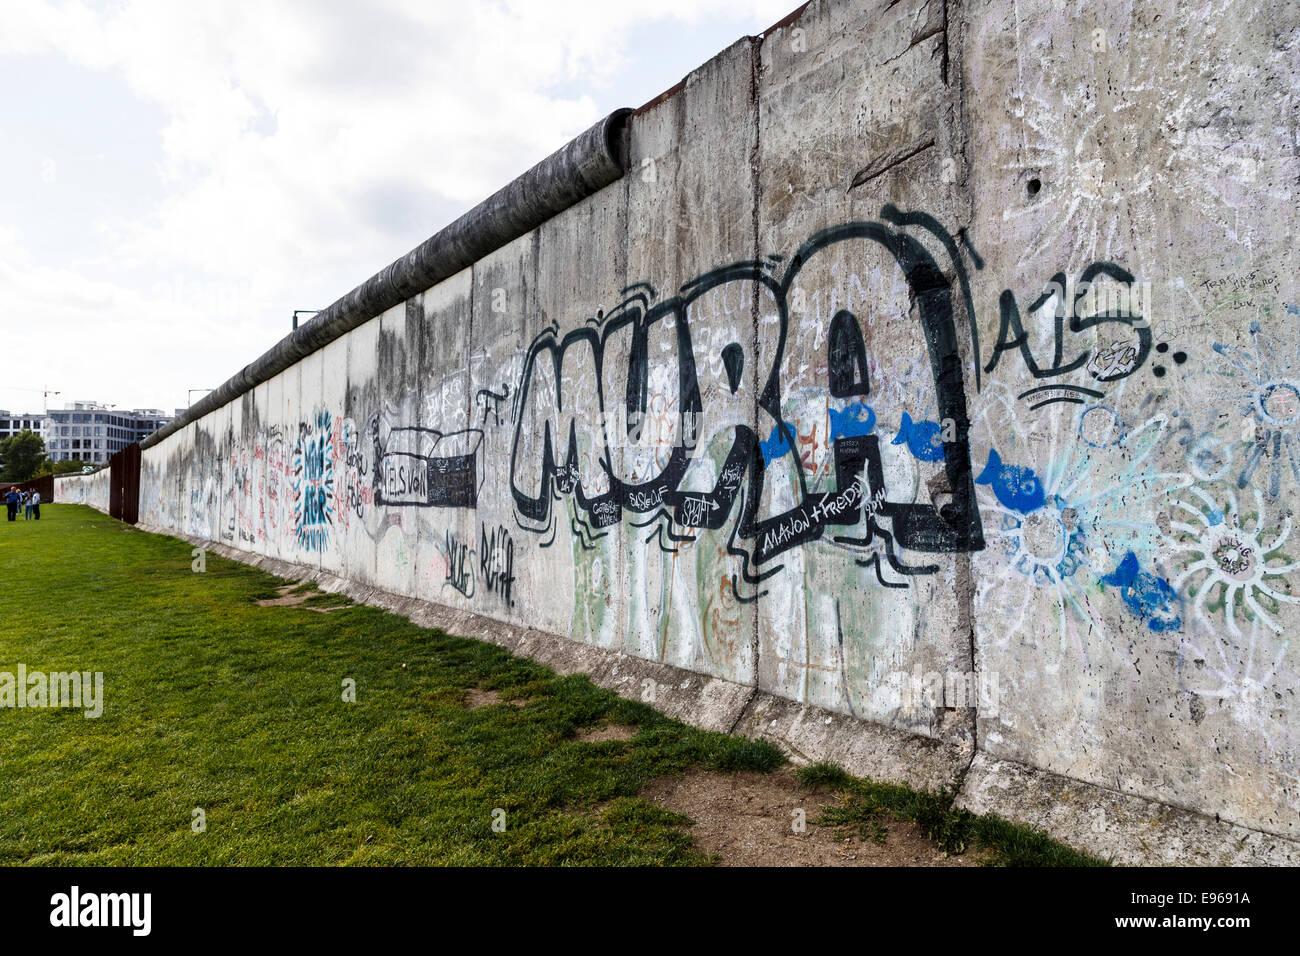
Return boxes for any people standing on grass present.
[4,488,18,522]
[22,491,32,520]
[30,490,40,520]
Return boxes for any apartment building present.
[42,401,175,465]
[0,410,45,439]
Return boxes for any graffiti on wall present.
[132,202,1294,767]
[375,425,483,509]
[508,217,987,591]
[145,210,1272,635]
[292,409,336,552]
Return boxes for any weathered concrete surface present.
[55,468,110,511]
[64,0,1300,862]
[957,753,1300,866]
[960,0,1300,846]
[756,0,978,751]
[623,37,760,685]
[733,692,971,792]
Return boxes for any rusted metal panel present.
[104,443,141,523]
[122,443,140,525]
[0,474,54,500]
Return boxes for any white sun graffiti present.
[980,490,1092,659]
[1178,615,1290,744]
[971,0,1292,279]
[1167,485,1300,635]
[972,384,1189,666]
[1208,322,1300,498]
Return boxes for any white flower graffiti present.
[970,0,1286,279]
[973,386,1190,664]
[1178,615,1291,746]
[1211,321,1300,498]
[1167,485,1300,635]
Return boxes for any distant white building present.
[42,400,175,465]
[0,410,45,439]
[0,410,47,471]
[0,410,46,469]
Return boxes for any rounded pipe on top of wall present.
[141,108,633,451]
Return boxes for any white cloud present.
[0,0,791,412]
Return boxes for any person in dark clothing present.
[4,489,18,522]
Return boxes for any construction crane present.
[4,386,61,414]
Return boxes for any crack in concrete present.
[848,136,936,190]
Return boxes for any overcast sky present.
[0,0,790,416]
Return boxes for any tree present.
[35,456,89,477]
[0,431,45,482]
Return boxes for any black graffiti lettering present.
[376,426,481,509]
[984,263,1151,383]
[480,523,515,606]
[1069,261,1153,381]
[445,529,474,598]
[828,309,870,397]
[476,385,511,426]
[510,319,630,528]
[508,217,988,575]
[740,223,984,563]
[671,437,751,531]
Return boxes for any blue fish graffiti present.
[975,449,1046,514]
[763,404,877,464]
[1101,551,1182,633]
[829,401,876,442]
[759,423,794,466]
[891,411,946,462]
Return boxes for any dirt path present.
[640,768,982,866]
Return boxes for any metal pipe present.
[142,108,632,450]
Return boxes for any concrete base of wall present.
[956,755,1300,866]
[155,525,1300,866]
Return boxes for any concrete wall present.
[56,469,109,512]
[65,0,1299,858]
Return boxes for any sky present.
[0,0,792,416]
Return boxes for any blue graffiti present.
[293,409,335,552]
[1078,405,1125,448]
[891,411,945,461]
[759,423,794,466]
[998,494,1087,582]
[828,401,876,442]
[975,449,1046,513]
[1101,551,1182,633]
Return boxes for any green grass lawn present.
[0,505,1101,866]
